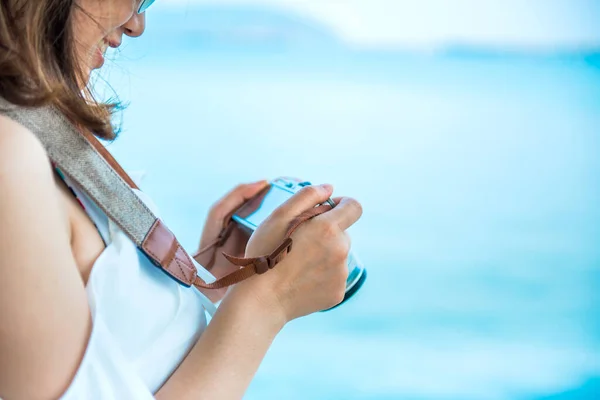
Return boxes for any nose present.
[123,12,145,38]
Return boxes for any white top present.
[59,172,216,399]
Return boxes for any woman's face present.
[74,0,147,79]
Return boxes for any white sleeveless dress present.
[58,171,216,399]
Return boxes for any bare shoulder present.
[0,114,49,168]
[0,114,92,399]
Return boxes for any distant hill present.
[122,4,600,60]
[134,5,341,53]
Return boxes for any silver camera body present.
[232,177,366,309]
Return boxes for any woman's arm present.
[155,284,284,400]
[0,116,92,400]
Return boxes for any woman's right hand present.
[231,183,363,325]
[158,183,362,400]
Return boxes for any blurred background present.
[96,0,600,399]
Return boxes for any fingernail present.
[321,184,334,191]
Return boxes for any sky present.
[160,0,600,51]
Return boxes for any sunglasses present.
[137,0,156,14]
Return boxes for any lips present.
[91,39,121,70]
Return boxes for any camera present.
[231,177,366,310]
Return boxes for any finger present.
[321,197,363,231]
[275,183,334,218]
[211,180,269,221]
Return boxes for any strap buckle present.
[255,237,294,275]
[254,256,272,275]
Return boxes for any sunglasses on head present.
[137,0,156,14]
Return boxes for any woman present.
[0,1,362,399]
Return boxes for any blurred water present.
[98,8,600,399]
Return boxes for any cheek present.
[76,0,135,39]
[72,8,103,52]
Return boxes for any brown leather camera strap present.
[83,129,333,290]
[0,98,331,291]
[191,203,334,290]
[79,128,333,290]
[84,126,331,289]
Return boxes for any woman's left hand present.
[195,180,269,303]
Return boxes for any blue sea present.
[97,5,600,399]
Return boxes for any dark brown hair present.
[0,0,117,139]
